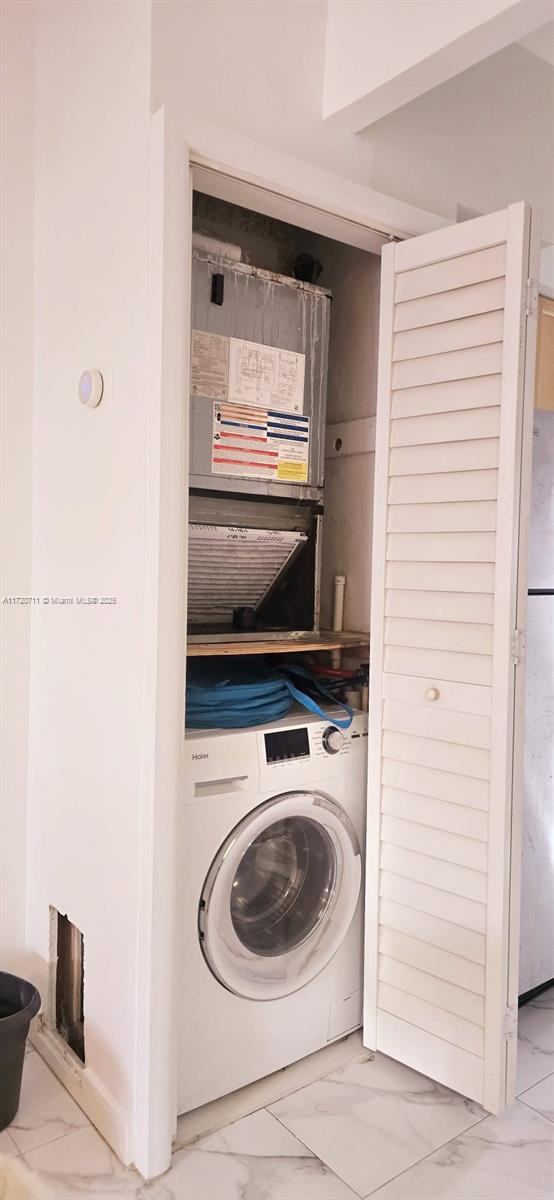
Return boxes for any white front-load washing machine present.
[178,707,368,1114]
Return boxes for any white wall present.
[150,1,449,245]
[150,0,374,189]
[363,42,554,244]
[309,240,380,634]
[149,3,444,239]
[25,0,154,1165]
[151,0,552,253]
[323,0,540,126]
[0,0,35,976]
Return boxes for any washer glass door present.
[199,791,362,1000]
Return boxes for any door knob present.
[426,687,440,701]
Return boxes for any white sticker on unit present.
[212,402,310,483]
[228,338,305,413]
[191,330,229,401]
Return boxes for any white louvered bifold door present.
[364,203,539,1113]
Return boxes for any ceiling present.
[518,20,554,67]
[362,36,554,247]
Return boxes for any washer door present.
[199,791,362,1000]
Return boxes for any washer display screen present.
[264,727,309,763]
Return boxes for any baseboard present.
[175,1027,371,1149]
[31,1019,131,1167]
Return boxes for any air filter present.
[187,524,308,627]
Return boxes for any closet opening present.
[177,185,382,1118]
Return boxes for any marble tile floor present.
[2,987,552,1200]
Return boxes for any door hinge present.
[526,278,538,317]
[511,628,525,666]
[503,1005,518,1041]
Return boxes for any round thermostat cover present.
[79,369,104,408]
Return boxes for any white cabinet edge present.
[325,417,376,459]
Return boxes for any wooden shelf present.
[186,631,369,658]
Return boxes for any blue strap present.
[278,664,353,729]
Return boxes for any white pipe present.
[192,232,242,262]
[331,574,346,669]
[332,574,346,633]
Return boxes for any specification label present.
[191,330,305,415]
[191,330,229,402]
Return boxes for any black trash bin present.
[0,971,41,1131]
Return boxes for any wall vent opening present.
[55,912,85,1063]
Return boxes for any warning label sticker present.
[191,330,229,401]
[212,403,310,483]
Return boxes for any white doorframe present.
[483,203,533,1111]
[133,108,190,1179]
[505,210,541,1100]
[137,105,449,1180]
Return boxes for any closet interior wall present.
[303,234,381,634]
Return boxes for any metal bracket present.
[511,628,525,666]
[503,1005,518,1041]
[526,278,538,317]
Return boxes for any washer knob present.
[322,726,345,754]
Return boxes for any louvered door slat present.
[394,278,505,332]
[365,202,537,1112]
[378,983,485,1056]
[390,406,500,446]
[379,926,485,991]
[384,644,492,686]
[392,342,503,390]
[385,617,493,654]
[385,590,495,622]
[387,532,496,562]
[380,845,488,907]
[394,243,507,302]
[393,310,504,361]
[391,375,501,418]
[381,780,487,833]
[382,759,489,810]
[384,700,490,749]
[386,560,495,593]
[380,867,487,930]
[381,813,489,869]
[387,502,496,533]
[388,469,499,504]
[390,438,499,475]
[378,955,485,1025]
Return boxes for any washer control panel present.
[261,711,367,774]
[185,710,367,803]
